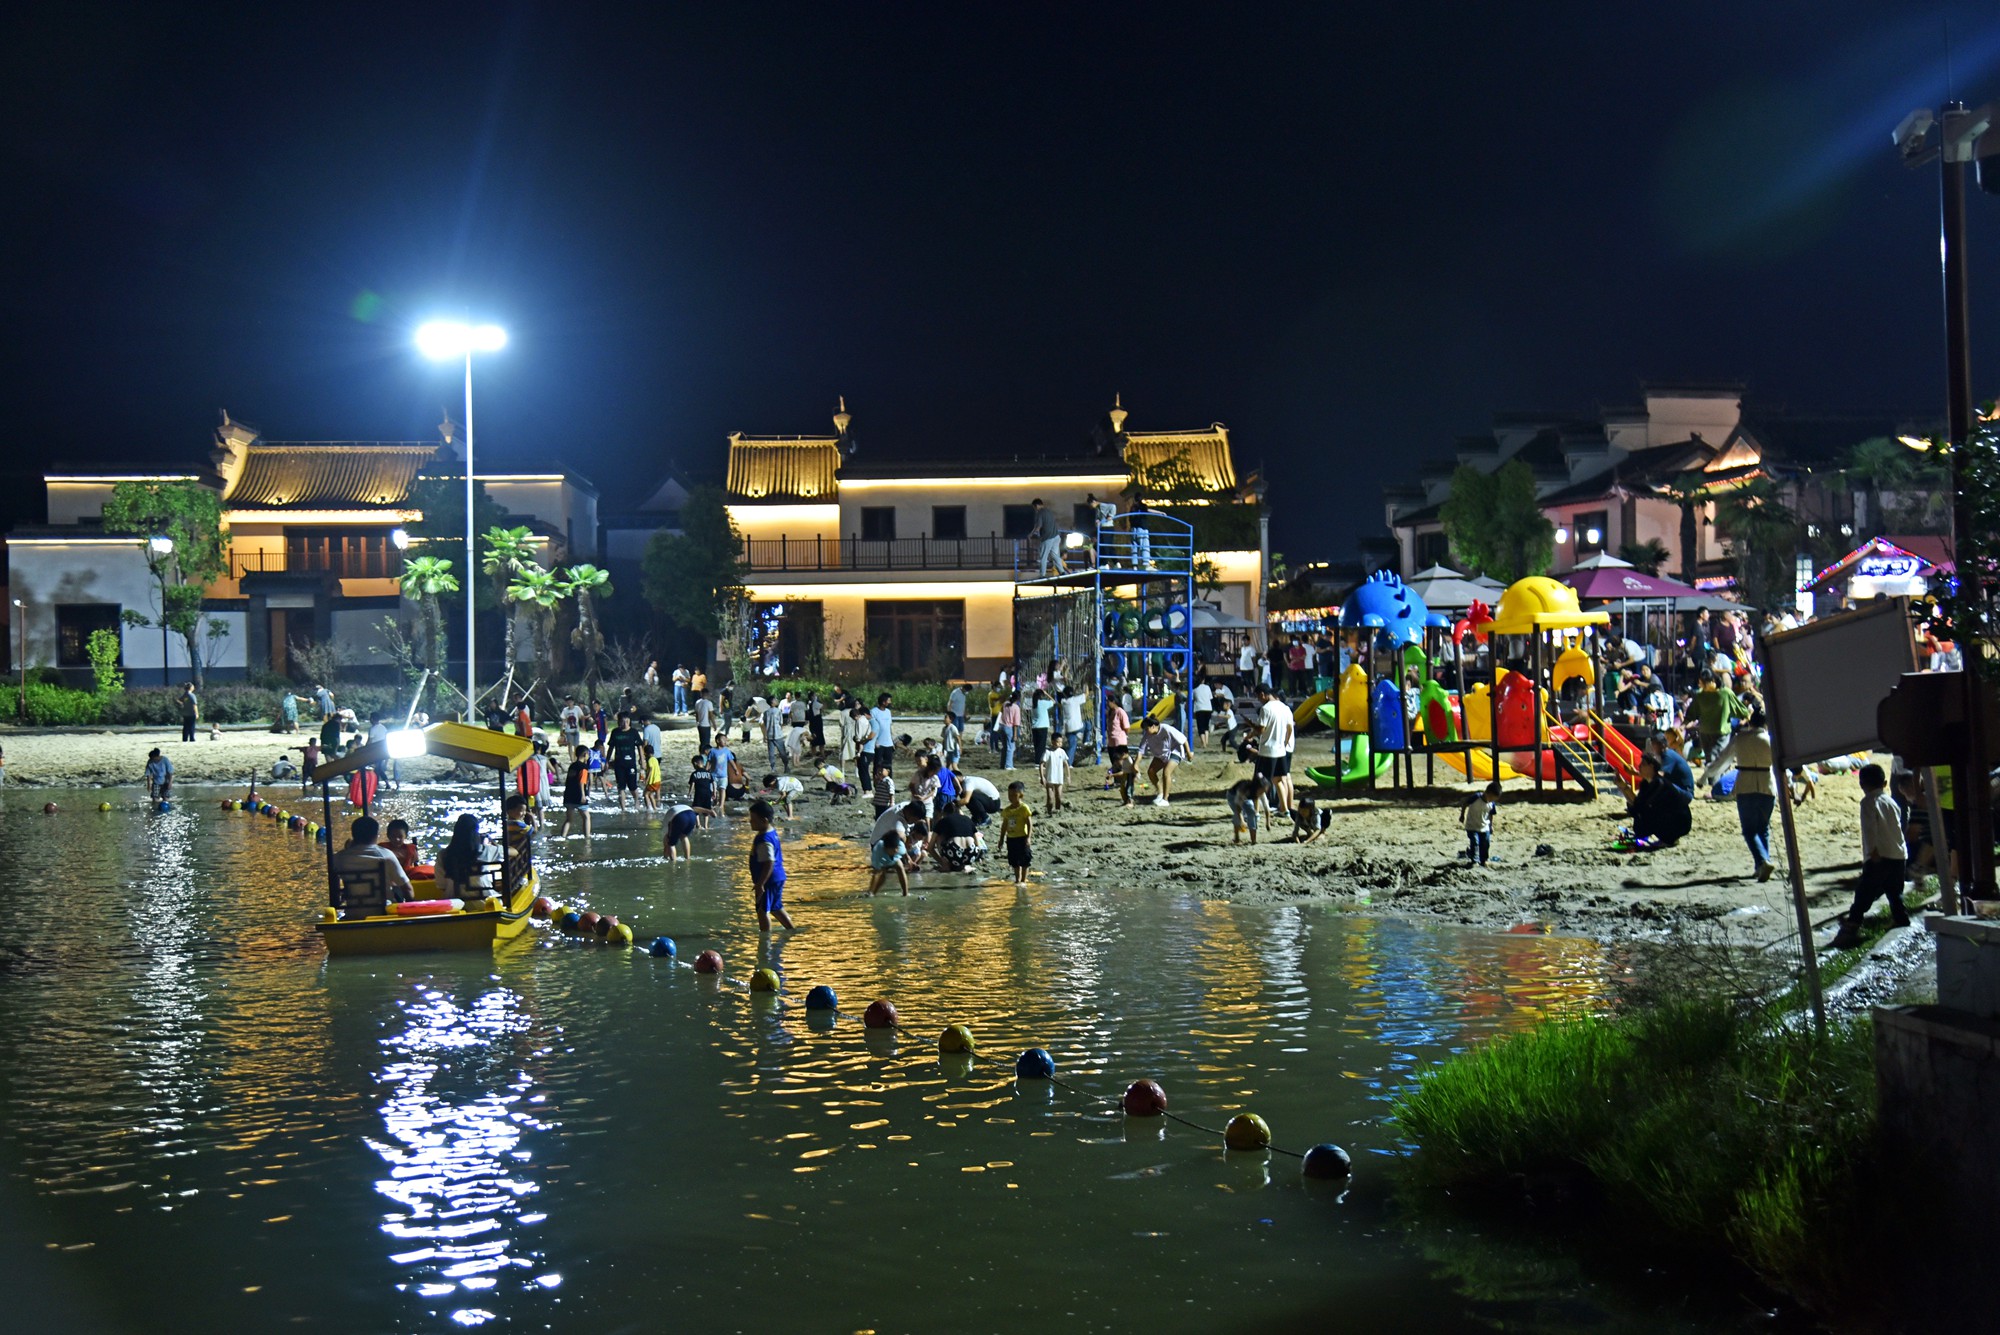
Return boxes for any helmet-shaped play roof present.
[1486,576,1610,635]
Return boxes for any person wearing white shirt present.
[1136,716,1191,806]
[1191,680,1215,746]
[1834,763,1910,946]
[1040,742,1071,812]
[1254,684,1297,814]
[1059,688,1087,762]
[1237,642,1257,676]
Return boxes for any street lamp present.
[148,535,174,687]
[415,319,507,722]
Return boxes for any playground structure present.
[1306,571,1645,799]
[1013,508,1196,748]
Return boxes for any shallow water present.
[0,787,1753,1332]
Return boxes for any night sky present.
[6,2,2000,559]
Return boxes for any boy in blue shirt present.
[748,799,795,932]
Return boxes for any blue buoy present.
[805,984,838,1010]
[1302,1143,1352,1180]
[315,827,329,843]
[1015,1048,1056,1079]
[156,800,171,813]
[649,936,677,958]
[561,911,582,931]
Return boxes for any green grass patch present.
[1395,998,1883,1317]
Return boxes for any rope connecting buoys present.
[750,967,781,992]
[805,984,837,1010]
[1015,1048,1055,1079]
[863,1000,898,1029]
[1124,1080,1168,1117]
[693,949,724,974]
[649,936,677,958]
[937,1024,975,1054]
[1224,1113,1272,1152]
[1301,1144,1352,1179]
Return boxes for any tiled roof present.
[1123,425,1236,492]
[223,443,435,506]
[726,435,841,500]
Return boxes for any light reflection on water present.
[0,787,1716,1333]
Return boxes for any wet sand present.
[0,723,1881,948]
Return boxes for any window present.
[1415,531,1452,569]
[1574,510,1609,555]
[1002,505,1035,538]
[932,505,968,541]
[1072,503,1096,532]
[286,528,404,579]
[56,604,121,668]
[859,507,896,542]
[864,600,965,678]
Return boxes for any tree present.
[1712,477,1802,613]
[641,486,745,660]
[1438,461,1554,583]
[1654,473,1711,585]
[507,563,568,673]
[480,526,539,669]
[561,563,613,686]
[407,476,510,611]
[1844,435,1948,536]
[102,480,230,687]
[398,555,460,679]
[1617,539,1672,575]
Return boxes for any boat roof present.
[310,721,534,783]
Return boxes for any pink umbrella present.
[1560,565,1703,601]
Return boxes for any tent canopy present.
[1194,602,1259,630]
[310,720,535,784]
[1404,564,1496,611]
[1561,565,1704,601]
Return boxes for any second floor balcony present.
[230,545,406,581]
[741,535,1028,573]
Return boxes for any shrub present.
[86,629,124,696]
[22,681,104,726]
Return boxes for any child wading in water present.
[1001,780,1034,885]
[747,799,795,932]
[1461,781,1500,866]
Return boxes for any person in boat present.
[381,818,424,877]
[334,816,415,913]
[502,794,535,894]
[434,814,488,898]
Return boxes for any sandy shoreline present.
[0,720,1890,951]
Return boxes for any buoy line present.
[634,939,1350,1181]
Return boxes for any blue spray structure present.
[1322,570,1443,792]
[1016,507,1197,751]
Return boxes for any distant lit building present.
[723,398,1266,679]
[8,413,595,684]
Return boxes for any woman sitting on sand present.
[1623,756,1692,850]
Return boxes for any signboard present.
[1763,597,1918,767]
[1855,554,1923,581]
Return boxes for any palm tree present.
[1654,472,1711,585]
[481,526,538,671]
[507,563,568,671]
[1713,477,1801,612]
[398,555,460,678]
[1616,539,1672,576]
[561,564,614,687]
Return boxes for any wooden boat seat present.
[336,862,391,919]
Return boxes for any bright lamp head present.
[415,320,508,361]
[384,729,428,760]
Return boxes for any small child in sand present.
[1110,747,1139,806]
[1040,740,1070,813]
[763,772,805,818]
[1290,794,1333,844]
[1226,774,1271,844]
[1001,780,1033,885]
[1461,781,1500,866]
[872,759,896,819]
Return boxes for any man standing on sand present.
[177,682,199,743]
[670,663,689,714]
[1254,683,1296,815]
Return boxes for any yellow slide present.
[1293,686,1333,726]
[1436,750,1524,783]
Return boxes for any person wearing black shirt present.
[607,713,643,812]
[933,797,986,870]
[556,748,592,838]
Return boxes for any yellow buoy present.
[98,802,112,812]
[938,1024,975,1054]
[611,923,634,947]
[749,967,781,992]
[1225,1112,1271,1151]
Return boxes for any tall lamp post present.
[12,598,23,721]
[148,535,175,687]
[415,320,508,722]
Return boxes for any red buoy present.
[593,914,618,938]
[1123,1079,1168,1117]
[693,949,724,974]
[863,1000,898,1029]
[574,911,600,936]
[530,897,554,919]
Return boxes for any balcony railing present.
[740,536,1029,572]
[230,549,405,580]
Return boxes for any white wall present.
[8,540,246,676]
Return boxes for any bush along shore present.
[1391,981,1917,1327]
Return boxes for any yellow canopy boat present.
[308,721,544,957]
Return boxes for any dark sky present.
[6,1,2000,559]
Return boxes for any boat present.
[308,721,545,957]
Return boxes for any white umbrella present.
[1405,564,1493,610]
[1192,603,1260,630]
[1568,551,1635,571]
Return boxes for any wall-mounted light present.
[1584,527,1602,545]
[1554,527,1570,544]
[390,527,409,550]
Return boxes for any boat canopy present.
[310,721,535,783]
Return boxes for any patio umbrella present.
[1192,603,1260,631]
[1561,565,1704,601]
[1404,564,1493,610]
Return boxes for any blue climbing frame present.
[1013,508,1197,747]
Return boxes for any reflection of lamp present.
[385,729,428,760]
[11,598,22,722]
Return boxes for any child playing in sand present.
[1461,781,1499,866]
[747,799,795,931]
[1110,746,1139,806]
[1226,774,1271,844]
[1001,780,1033,885]
[1291,794,1333,844]
[1040,738,1070,813]
[818,762,852,804]
[872,758,896,819]
[763,772,805,818]
[1832,763,1909,948]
